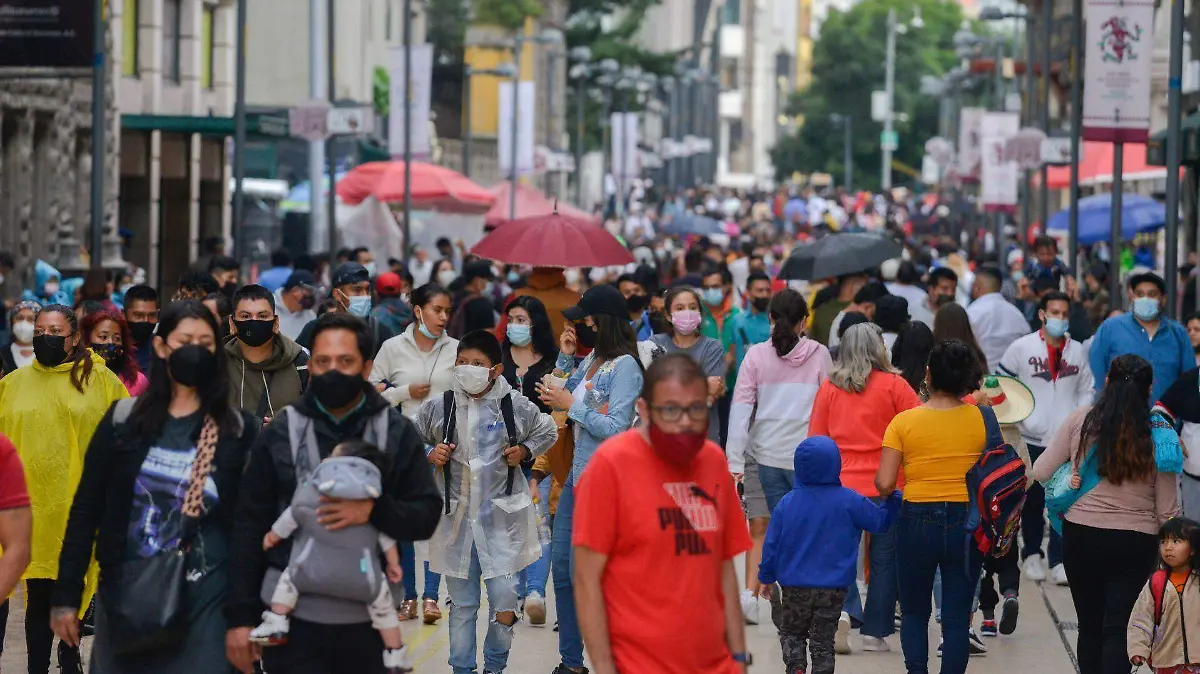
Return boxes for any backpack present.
[1148,569,1192,666]
[439,390,520,515]
[964,406,1028,558]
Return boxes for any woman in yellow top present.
[875,339,987,674]
[0,303,127,674]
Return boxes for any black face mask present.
[234,319,275,348]
[751,297,770,312]
[91,342,123,367]
[309,370,366,410]
[299,293,317,310]
[221,281,237,298]
[32,335,69,367]
[575,323,597,349]
[129,321,156,345]
[648,310,671,335]
[168,344,217,388]
[626,294,649,314]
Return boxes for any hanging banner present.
[498,81,536,176]
[981,111,1020,212]
[388,43,434,158]
[958,107,986,179]
[0,1,93,69]
[610,112,639,182]
[1083,0,1155,142]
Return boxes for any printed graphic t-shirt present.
[573,429,752,674]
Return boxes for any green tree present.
[771,0,967,189]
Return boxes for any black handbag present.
[99,416,220,655]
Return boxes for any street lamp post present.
[831,114,852,191]
[882,8,922,191]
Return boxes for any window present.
[720,57,739,90]
[723,0,740,25]
[122,0,138,76]
[201,6,214,89]
[162,0,181,83]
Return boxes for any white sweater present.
[998,331,1094,447]
[369,324,459,419]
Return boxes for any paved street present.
[1,559,1082,673]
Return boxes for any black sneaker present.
[551,666,589,674]
[969,629,988,655]
[999,593,1019,635]
[56,641,83,674]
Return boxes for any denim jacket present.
[556,351,644,483]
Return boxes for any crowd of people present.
[0,185,1197,674]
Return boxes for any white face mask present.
[454,364,493,395]
[437,270,457,287]
[43,281,60,296]
[11,320,34,344]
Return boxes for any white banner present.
[980,111,1020,210]
[958,107,986,178]
[499,81,537,176]
[388,44,433,158]
[610,112,639,181]
[1083,0,1154,142]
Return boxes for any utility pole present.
[843,116,852,192]
[402,0,412,264]
[326,0,337,251]
[308,0,327,251]
[509,34,523,221]
[233,0,247,261]
[881,8,897,190]
[1165,0,1185,314]
[1067,0,1083,271]
[90,0,105,260]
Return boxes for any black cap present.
[563,284,628,321]
[1129,270,1166,293]
[874,295,910,332]
[331,262,370,288]
[462,260,495,283]
[283,270,317,290]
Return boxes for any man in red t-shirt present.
[0,432,32,626]
[573,354,753,674]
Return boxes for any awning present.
[1045,142,1167,188]
[1146,110,1200,166]
[121,113,290,137]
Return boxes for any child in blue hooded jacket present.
[759,435,901,674]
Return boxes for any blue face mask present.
[507,324,533,346]
[1132,296,1161,321]
[346,295,372,318]
[1044,317,1069,338]
[507,271,520,285]
[700,287,725,306]
[418,321,438,340]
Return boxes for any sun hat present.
[982,375,1035,424]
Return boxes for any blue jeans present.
[524,478,553,597]
[896,502,984,674]
[758,464,796,513]
[841,506,900,638]
[399,543,441,601]
[444,543,520,674]
[552,481,584,668]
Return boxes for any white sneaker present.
[1051,563,1069,586]
[836,611,852,654]
[740,588,759,625]
[1023,554,1046,581]
[249,610,290,646]
[862,636,890,652]
[525,591,547,626]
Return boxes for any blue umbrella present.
[1046,193,1166,244]
[281,171,349,213]
[661,213,724,236]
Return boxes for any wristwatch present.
[731,652,753,666]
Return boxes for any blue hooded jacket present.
[758,436,901,589]
[22,260,72,306]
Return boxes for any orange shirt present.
[1172,570,1191,594]
[573,430,751,674]
[809,371,921,497]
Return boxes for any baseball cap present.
[283,270,316,291]
[462,260,496,283]
[376,272,403,296]
[331,262,370,288]
[562,284,628,321]
[1128,270,1166,293]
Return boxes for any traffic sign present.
[880,131,899,151]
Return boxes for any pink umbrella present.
[335,161,495,213]
[471,209,633,267]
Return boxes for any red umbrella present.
[335,161,496,213]
[471,209,633,268]
[484,181,599,228]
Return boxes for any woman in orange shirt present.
[811,322,920,652]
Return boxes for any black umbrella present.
[778,233,904,280]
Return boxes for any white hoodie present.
[369,324,459,419]
[998,330,1094,447]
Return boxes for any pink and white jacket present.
[727,338,833,473]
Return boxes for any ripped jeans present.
[444,543,521,674]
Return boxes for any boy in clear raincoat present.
[415,330,558,674]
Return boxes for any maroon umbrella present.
[470,208,633,268]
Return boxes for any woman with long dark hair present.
[1031,354,1179,674]
[0,304,128,674]
[891,321,935,399]
[81,307,148,396]
[51,300,258,674]
[932,303,988,374]
[536,284,644,674]
[650,286,728,442]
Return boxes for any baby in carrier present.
[250,439,411,674]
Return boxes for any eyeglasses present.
[649,403,709,422]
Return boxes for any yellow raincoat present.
[0,351,127,612]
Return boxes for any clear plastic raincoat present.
[414,376,557,580]
[0,351,127,610]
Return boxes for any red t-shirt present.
[573,430,752,674]
[0,433,30,510]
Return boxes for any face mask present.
[11,320,34,344]
[363,262,377,277]
[454,364,494,395]
[43,281,60,297]
[1044,317,1070,338]
[345,294,372,318]
[627,294,649,314]
[118,283,133,295]
[310,369,366,409]
[671,310,702,335]
[482,281,495,296]
[221,281,237,298]
[648,310,671,335]
[1133,296,1161,321]
[91,342,123,366]
[507,271,520,285]
[167,344,217,388]
[129,321,155,345]
[575,323,597,349]
[299,293,317,310]
[507,324,533,347]
[437,270,458,287]
[648,421,709,467]
[32,334,69,367]
[1011,270,1025,282]
[234,318,275,347]
[564,269,582,285]
[415,307,441,340]
[751,297,770,313]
